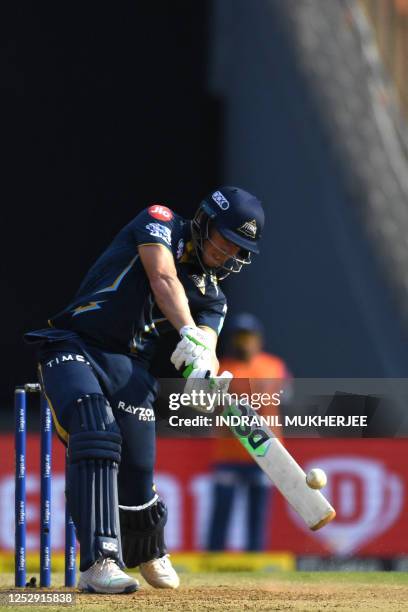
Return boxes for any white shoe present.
[78,557,139,594]
[139,554,180,589]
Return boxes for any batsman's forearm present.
[150,274,195,332]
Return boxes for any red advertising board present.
[2,435,408,556]
[269,439,408,556]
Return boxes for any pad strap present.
[119,498,168,567]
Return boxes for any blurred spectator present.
[207,313,291,551]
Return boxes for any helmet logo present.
[237,219,257,238]
[148,204,174,222]
[212,191,230,211]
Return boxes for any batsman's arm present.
[138,244,195,332]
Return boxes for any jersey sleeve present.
[196,296,228,336]
[131,205,179,253]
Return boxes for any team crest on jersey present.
[148,204,173,222]
[191,273,206,295]
[237,219,257,238]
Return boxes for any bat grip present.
[182,365,212,380]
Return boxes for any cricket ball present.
[306,468,327,490]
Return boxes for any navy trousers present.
[37,333,159,507]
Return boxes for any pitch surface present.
[1,572,408,611]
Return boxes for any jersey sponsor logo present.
[44,354,91,368]
[145,222,172,246]
[237,219,257,238]
[212,190,230,210]
[176,238,184,260]
[148,204,174,221]
[117,401,155,421]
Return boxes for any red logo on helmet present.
[148,205,173,222]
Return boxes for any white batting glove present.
[170,325,212,371]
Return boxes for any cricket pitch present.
[1,572,408,611]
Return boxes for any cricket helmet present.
[192,186,264,279]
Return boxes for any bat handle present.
[182,364,213,384]
[182,364,194,378]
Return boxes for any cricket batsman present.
[25,186,264,593]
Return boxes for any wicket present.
[14,383,77,588]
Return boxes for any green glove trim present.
[181,333,210,379]
[183,363,195,378]
[184,333,208,349]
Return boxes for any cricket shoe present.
[139,554,180,589]
[78,557,139,594]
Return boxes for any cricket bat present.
[221,397,336,531]
[182,362,336,530]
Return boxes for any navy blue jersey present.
[40,205,227,366]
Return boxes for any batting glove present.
[170,325,213,372]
